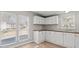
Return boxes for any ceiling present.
[33,11,65,17]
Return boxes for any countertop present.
[33,30,79,34]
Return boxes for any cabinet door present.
[33,16,45,24]
[45,19,48,24]
[48,17,54,24]
[46,16,58,24]
[42,31,46,41]
[33,16,40,24]
[64,33,75,48]
[46,17,52,24]
[45,31,56,43]
[53,32,64,46]
[45,31,48,41]
[45,31,51,42]
[39,18,45,24]
[39,31,45,43]
[46,31,64,46]
[52,16,58,24]
[75,34,79,48]
[34,31,45,44]
[33,31,39,43]
[47,31,56,43]
[50,32,55,42]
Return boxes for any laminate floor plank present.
[17,42,64,48]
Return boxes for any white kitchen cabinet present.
[45,31,52,42]
[33,30,78,48]
[46,31,63,46]
[64,33,75,48]
[33,16,45,24]
[75,34,79,48]
[45,16,58,24]
[46,31,56,43]
[33,16,58,25]
[51,31,56,43]
[39,17,45,24]
[41,31,46,42]
[33,16,40,24]
[34,31,45,44]
[52,32,64,46]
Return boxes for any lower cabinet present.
[53,32,64,46]
[45,31,55,43]
[49,31,56,43]
[46,31,76,48]
[46,31,64,46]
[33,31,79,48]
[45,31,52,42]
[34,31,45,44]
[75,34,79,48]
[63,33,75,48]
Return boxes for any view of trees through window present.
[0,12,29,45]
[18,15,29,42]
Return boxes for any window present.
[0,12,30,46]
[0,12,17,45]
[61,14,75,30]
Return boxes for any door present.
[0,12,17,45]
[18,15,30,42]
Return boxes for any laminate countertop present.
[33,30,79,34]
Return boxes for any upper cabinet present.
[33,16,58,25]
[45,16,58,24]
[33,16,45,24]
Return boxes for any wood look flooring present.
[17,42,64,48]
